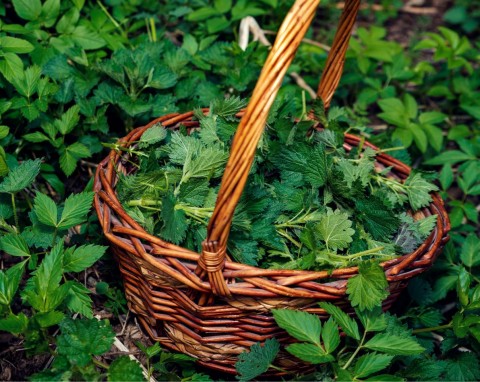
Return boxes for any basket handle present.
[196,0,360,297]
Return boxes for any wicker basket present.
[94,0,450,376]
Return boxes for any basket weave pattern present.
[94,0,450,375]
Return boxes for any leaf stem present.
[342,330,367,370]
[412,322,452,334]
[92,357,109,370]
[11,193,19,228]
[328,246,389,261]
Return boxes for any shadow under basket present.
[94,111,450,376]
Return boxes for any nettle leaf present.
[0,158,41,193]
[108,356,145,382]
[355,198,399,240]
[304,144,329,187]
[364,333,425,355]
[347,262,389,311]
[0,233,31,257]
[354,353,394,379]
[272,309,322,346]
[139,125,167,147]
[319,302,360,340]
[286,343,334,364]
[57,318,115,367]
[444,353,480,382]
[183,145,228,180]
[0,260,27,306]
[160,192,188,244]
[63,244,107,272]
[33,192,58,227]
[57,191,94,229]
[235,338,280,381]
[210,96,246,117]
[404,172,438,210]
[316,209,355,250]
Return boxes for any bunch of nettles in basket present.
[116,96,438,271]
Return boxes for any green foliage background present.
[0,0,479,380]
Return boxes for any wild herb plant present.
[0,0,479,380]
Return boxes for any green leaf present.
[425,150,474,165]
[139,125,167,147]
[56,7,80,34]
[55,105,80,135]
[12,65,42,98]
[34,310,65,328]
[347,262,389,311]
[404,172,438,210]
[57,318,115,367]
[34,239,64,288]
[0,313,28,335]
[63,244,107,272]
[214,0,232,13]
[304,145,329,188]
[0,158,41,193]
[23,131,50,143]
[319,302,360,340]
[316,209,355,250]
[235,338,280,381]
[0,125,9,140]
[272,309,322,346]
[0,234,31,257]
[354,353,394,379]
[65,281,93,318]
[33,192,58,227]
[160,192,188,244]
[357,308,387,332]
[403,94,418,119]
[57,191,94,229]
[0,36,34,54]
[71,25,106,50]
[0,52,24,83]
[444,353,480,382]
[418,111,446,125]
[322,317,340,353]
[59,142,91,176]
[182,145,228,181]
[0,147,8,177]
[108,356,146,382]
[460,234,480,267]
[278,145,328,188]
[0,261,27,306]
[285,343,335,364]
[355,198,399,240]
[12,0,42,20]
[187,7,220,21]
[364,333,425,355]
[457,267,471,307]
[40,0,60,27]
